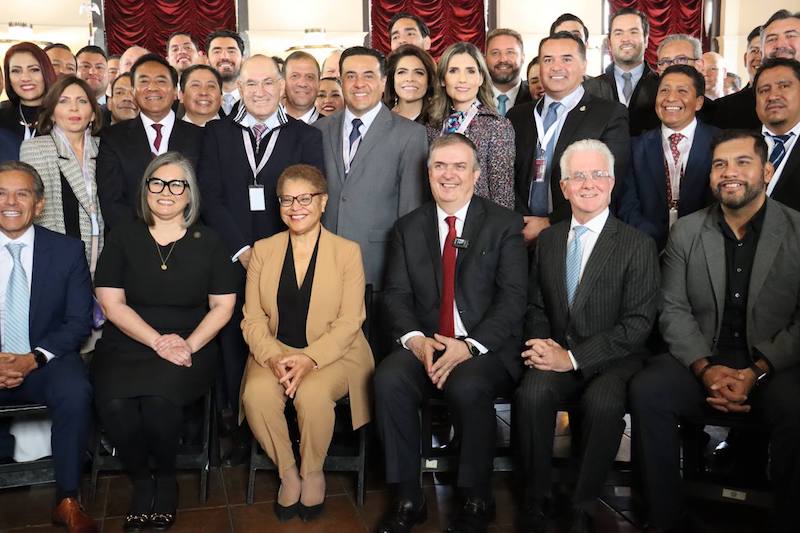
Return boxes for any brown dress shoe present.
[52,497,98,533]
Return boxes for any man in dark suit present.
[583,7,660,136]
[507,33,629,245]
[485,28,532,116]
[375,134,527,533]
[96,54,203,229]
[206,30,247,118]
[630,130,800,533]
[618,65,718,249]
[517,140,658,533]
[197,54,323,458]
[755,58,800,211]
[0,161,95,533]
[0,127,21,163]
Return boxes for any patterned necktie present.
[497,94,509,116]
[252,123,267,150]
[3,243,30,354]
[666,132,684,209]
[565,226,589,307]
[443,110,466,133]
[528,101,562,215]
[222,93,235,115]
[768,133,793,169]
[621,72,634,104]
[348,118,363,166]
[151,123,163,154]
[438,216,458,338]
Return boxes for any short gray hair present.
[0,160,45,199]
[657,34,702,60]
[138,152,200,227]
[427,133,480,170]
[559,139,615,180]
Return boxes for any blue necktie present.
[347,118,363,167]
[565,226,588,307]
[529,101,562,215]
[768,133,793,169]
[497,94,509,116]
[3,243,30,354]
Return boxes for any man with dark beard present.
[206,29,246,117]
[630,129,800,533]
[485,28,531,115]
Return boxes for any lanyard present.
[19,104,35,140]
[441,101,481,135]
[533,99,560,152]
[242,127,281,184]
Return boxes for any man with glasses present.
[197,55,323,463]
[517,139,658,533]
[96,54,203,229]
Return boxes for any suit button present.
[342,197,347,202]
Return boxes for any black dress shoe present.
[123,513,150,531]
[149,511,176,531]
[299,501,325,521]
[568,508,594,533]
[376,496,427,533]
[274,501,300,521]
[445,497,494,533]
[520,499,549,533]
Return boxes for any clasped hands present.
[697,364,756,413]
[521,338,574,372]
[0,352,36,389]
[152,334,193,367]
[267,353,316,398]
[406,334,471,390]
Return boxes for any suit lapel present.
[644,130,668,209]
[455,199,485,281]
[701,214,726,317]
[748,201,785,316]
[52,134,97,215]
[29,226,51,328]
[570,216,618,314]
[130,118,153,161]
[329,112,346,183]
[348,105,392,178]
[680,122,711,214]
[422,204,442,296]
[307,228,334,341]
[771,142,800,198]
[554,95,590,158]
[550,222,570,315]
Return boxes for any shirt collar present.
[542,84,585,112]
[491,81,521,103]
[662,118,698,139]
[762,118,800,138]
[614,62,645,81]
[140,110,176,130]
[344,102,382,133]
[0,225,35,248]
[570,208,609,235]
[235,106,288,130]
[436,200,471,226]
[717,198,767,238]
[222,88,240,101]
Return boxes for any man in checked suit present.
[507,33,629,245]
[374,134,527,533]
[517,139,659,533]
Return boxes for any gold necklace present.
[153,239,178,270]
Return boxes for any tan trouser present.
[241,360,349,478]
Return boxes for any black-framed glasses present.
[146,178,189,195]
[656,56,699,69]
[277,192,324,207]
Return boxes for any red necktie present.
[438,216,457,338]
[666,132,684,209]
[151,123,163,153]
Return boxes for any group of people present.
[0,5,798,533]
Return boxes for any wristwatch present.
[32,349,48,368]
[749,363,768,385]
[464,339,481,357]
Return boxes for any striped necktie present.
[768,133,793,169]
[3,243,30,353]
[565,226,588,307]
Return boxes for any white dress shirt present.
[661,118,698,224]
[613,63,645,106]
[492,81,522,109]
[181,113,219,127]
[140,110,176,155]
[400,201,489,355]
[763,120,800,196]
[565,208,610,369]
[341,102,383,165]
[0,226,54,360]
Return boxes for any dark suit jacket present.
[383,196,528,381]
[617,121,719,249]
[710,86,760,131]
[197,112,324,257]
[526,214,659,375]
[507,92,630,223]
[95,116,204,228]
[0,104,28,144]
[0,127,21,163]
[27,226,93,358]
[510,80,533,110]
[769,139,800,213]
[583,63,660,136]
[661,199,800,371]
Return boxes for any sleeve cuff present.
[35,347,56,362]
[232,245,251,263]
[567,350,578,370]
[400,331,424,350]
[465,337,489,355]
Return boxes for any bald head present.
[120,46,149,74]
[701,51,726,99]
[322,50,342,78]
[238,55,285,120]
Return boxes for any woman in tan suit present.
[240,164,373,523]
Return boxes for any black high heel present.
[299,501,325,522]
[274,500,300,521]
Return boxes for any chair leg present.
[88,433,101,502]
[356,426,367,506]
[247,440,257,505]
[200,464,209,503]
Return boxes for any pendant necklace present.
[154,239,178,270]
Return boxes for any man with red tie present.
[374,133,528,533]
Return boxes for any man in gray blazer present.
[517,139,659,533]
[313,46,428,291]
[630,130,800,533]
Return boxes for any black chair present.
[0,404,55,489]
[88,389,214,502]
[247,284,374,506]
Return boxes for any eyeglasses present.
[146,178,189,195]
[277,192,324,207]
[563,170,613,182]
[656,56,699,68]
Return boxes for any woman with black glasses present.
[91,152,238,531]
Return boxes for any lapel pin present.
[579,106,586,112]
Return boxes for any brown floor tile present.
[6,522,102,533]
[231,494,364,532]
[0,483,58,529]
[104,506,230,533]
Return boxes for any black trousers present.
[218,268,248,410]
[375,348,514,488]
[96,396,182,481]
[515,356,643,506]
[630,354,800,532]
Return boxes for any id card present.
[249,185,266,211]
[534,158,547,183]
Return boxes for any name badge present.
[249,185,266,211]
[533,144,547,183]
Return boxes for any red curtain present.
[608,0,704,68]
[104,0,236,56]
[371,0,486,59]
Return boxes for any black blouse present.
[276,233,320,349]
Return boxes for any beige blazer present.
[240,227,374,428]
